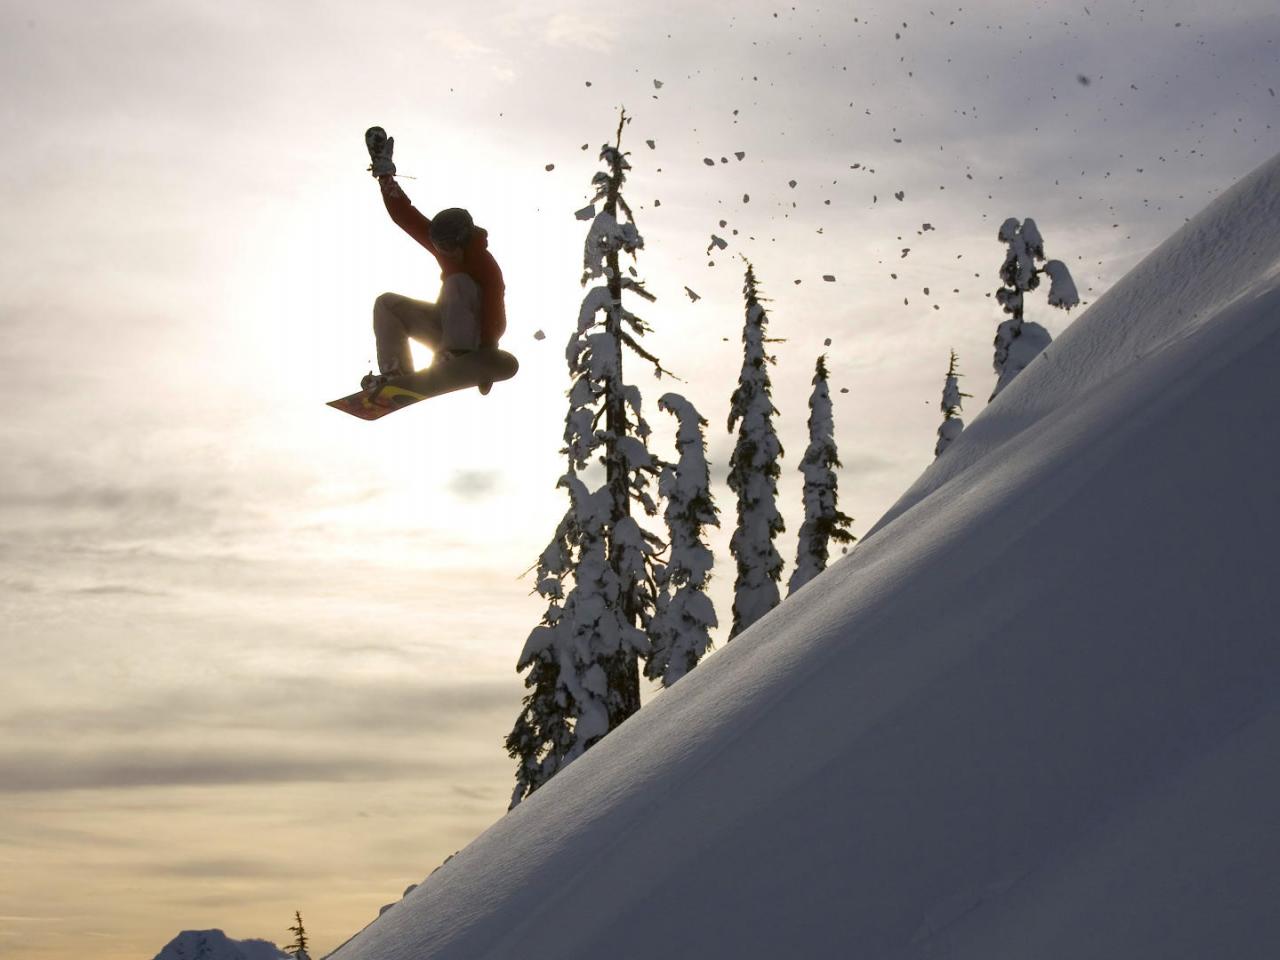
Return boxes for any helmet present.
[430,208,474,249]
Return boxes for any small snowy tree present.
[991,217,1079,400]
[509,110,668,798]
[727,261,785,638]
[506,508,577,808]
[542,477,646,765]
[285,912,310,960]
[935,349,971,458]
[788,355,855,596]
[647,393,719,686]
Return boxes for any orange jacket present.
[379,178,507,347]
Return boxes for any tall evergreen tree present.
[935,349,971,458]
[508,110,666,800]
[991,217,1079,399]
[727,261,785,638]
[285,911,310,960]
[647,393,719,686]
[788,355,855,595]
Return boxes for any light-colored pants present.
[372,274,481,376]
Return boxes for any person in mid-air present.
[361,128,506,394]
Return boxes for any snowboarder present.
[361,126,507,394]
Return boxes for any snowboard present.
[327,349,519,421]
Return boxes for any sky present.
[0,1,1276,957]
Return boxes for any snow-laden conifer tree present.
[508,110,667,799]
[935,349,971,458]
[538,476,645,765]
[727,261,785,638]
[787,355,855,596]
[647,393,718,686]
[991,217,1079,400]
[506,507,577,808]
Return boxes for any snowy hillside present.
[154,930,290,960]
[329,150,1280,959]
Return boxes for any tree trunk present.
[602,131,641,727]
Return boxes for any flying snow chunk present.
[646,139,656,149]
[922,223,934,231]
[703,158,716,166]
[789,180,798,188]
[895,190,905,201]
[575,204,597,221]
[735,151,746,160]
[534,330,546,341]
[684,287,701,302]
[823,275,836,282]
[743,193,750,203]
[545,163,555,171]
[654,79,664,89]
[707,235,728,253]
[824,338,833,346]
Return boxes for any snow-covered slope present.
[154,930,290,960]
[331,151,1280,960]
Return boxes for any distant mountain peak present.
[153,929,291,960]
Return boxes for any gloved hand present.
[365,126,396,178]
[370,146,396,178]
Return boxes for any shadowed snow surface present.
[330,150,1280,959]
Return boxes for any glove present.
[365,126,396,178]
[370,146,396,178]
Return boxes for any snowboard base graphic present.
[327,349,519,422]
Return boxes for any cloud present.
[431,28,500,60]
[66,584,170,597]
[2,676,519,742]
[838,452,901,476]
[0,748,416,793]
[542,13,616,52]
[145,857,299,880]
[446,470,500,500]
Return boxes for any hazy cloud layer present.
[0,749,415,793]
[2,676,518,742]
[2,0,1277,956]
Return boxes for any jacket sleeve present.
[379,176,435,253]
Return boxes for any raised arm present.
[379,175,435,252]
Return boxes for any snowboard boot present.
[360,371,390,394]
[433,349,491,394]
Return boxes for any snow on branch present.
[935,349,971,458]
[992,217,1079,400]
[582,211,644,284]
[648,393,719,686]
[788,355,855,595]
